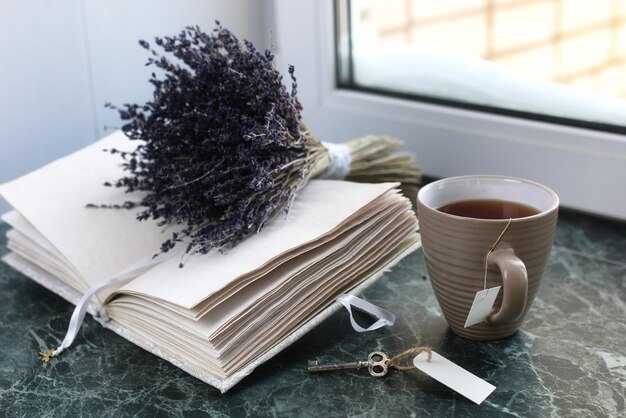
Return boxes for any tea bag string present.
[483,218,513,290]
[387,346,433,371]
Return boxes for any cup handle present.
[486,248,528,325]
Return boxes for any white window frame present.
[273,0,626,220]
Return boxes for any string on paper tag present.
[464,218,512,328]
[483,218,512,290]
[387,346,432,370]
[413,351,496,405]
[383,346,496,405]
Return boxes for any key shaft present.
[307,360,368,373]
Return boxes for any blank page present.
[0,131,167,287]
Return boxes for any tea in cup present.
[417,175,559,340]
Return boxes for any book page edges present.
[0,131,169,287]
[1,234,420,393]
[117,181,401,310]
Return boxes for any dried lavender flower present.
[106,23,324,263]
[103,23,421,265]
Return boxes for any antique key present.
[307,351,390,377]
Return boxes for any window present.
[339,0,626,131]
[273,0,626,220]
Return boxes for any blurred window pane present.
[338,0,626,129]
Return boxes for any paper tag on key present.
[464,286,501,328]
[413,351,496,405]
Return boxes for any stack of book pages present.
[0,131,419,392]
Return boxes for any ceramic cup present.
[417,175,559,340]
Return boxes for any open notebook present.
[0,131,420,392]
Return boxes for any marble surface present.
[1,210,625,417]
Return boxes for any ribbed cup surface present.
[417,179,558,340]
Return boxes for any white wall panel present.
[0,0,268,213]
[82,0,268,138]
[0,0,96,208]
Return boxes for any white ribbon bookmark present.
[47,260,391,359]
[337,294,396,332]
[320,142,352,180]
[46,250,178,360]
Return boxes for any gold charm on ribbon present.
[38,348,54,363]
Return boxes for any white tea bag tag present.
[413,351,496,405]
[464,286,501,328]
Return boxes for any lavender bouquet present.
[104,23,420,263]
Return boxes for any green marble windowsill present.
[0,210,624,417]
